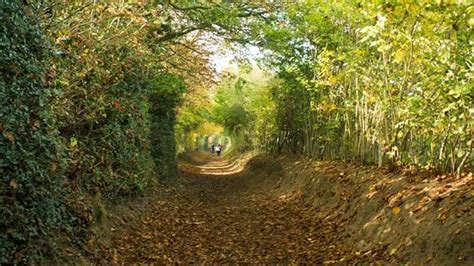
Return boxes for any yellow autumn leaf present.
[393,48,406,63]
[328,75,338,85]
[9,179,18,190]
[5,132,15,143]
[392,206,401,215]
[49,162,59,173]
[397,131,404,139]
[70,137,78,148]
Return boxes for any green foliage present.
[175,105,209,152]
[49,1,158,199]
[214,77,250,133]
[249,0,473,173]
[150,73,187,180]
[0,2,68,262]
[211,70,273,153]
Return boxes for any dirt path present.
[98,153,383,264]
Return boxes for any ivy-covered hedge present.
[0,2,68,262]
[0,3,188,263]
[149,74,187,180]
[55,46,156,199]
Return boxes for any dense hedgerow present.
[0,2,68,262]
[150,73,187,180]
[55,48,157,199]
[0,2,176,263]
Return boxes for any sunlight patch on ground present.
[179,153,254,176]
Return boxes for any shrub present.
[0,2,67,262]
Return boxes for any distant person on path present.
[215,144,221,156]
[211,143,215,154]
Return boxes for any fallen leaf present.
[9,179,18,190]
[112,249,118,263]
[5,132,15,143]
[49,162,59,174]
[32,120,41,130]
[388,192,403,208]
[70,137,78,148]
[392,206,401,215]
[114,100,124,112]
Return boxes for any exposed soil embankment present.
[243,155,473,264]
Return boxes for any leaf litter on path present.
[94,155,381,264]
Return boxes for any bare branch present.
[156,24,210,43]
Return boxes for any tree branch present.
[169,2,210,11]
[156,24,210,43]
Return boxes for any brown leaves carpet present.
[98,155,383,264]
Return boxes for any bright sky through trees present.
[210,43,265,74]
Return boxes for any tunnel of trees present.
[0,0,472,263]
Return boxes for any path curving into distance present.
[178,152,254,176]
